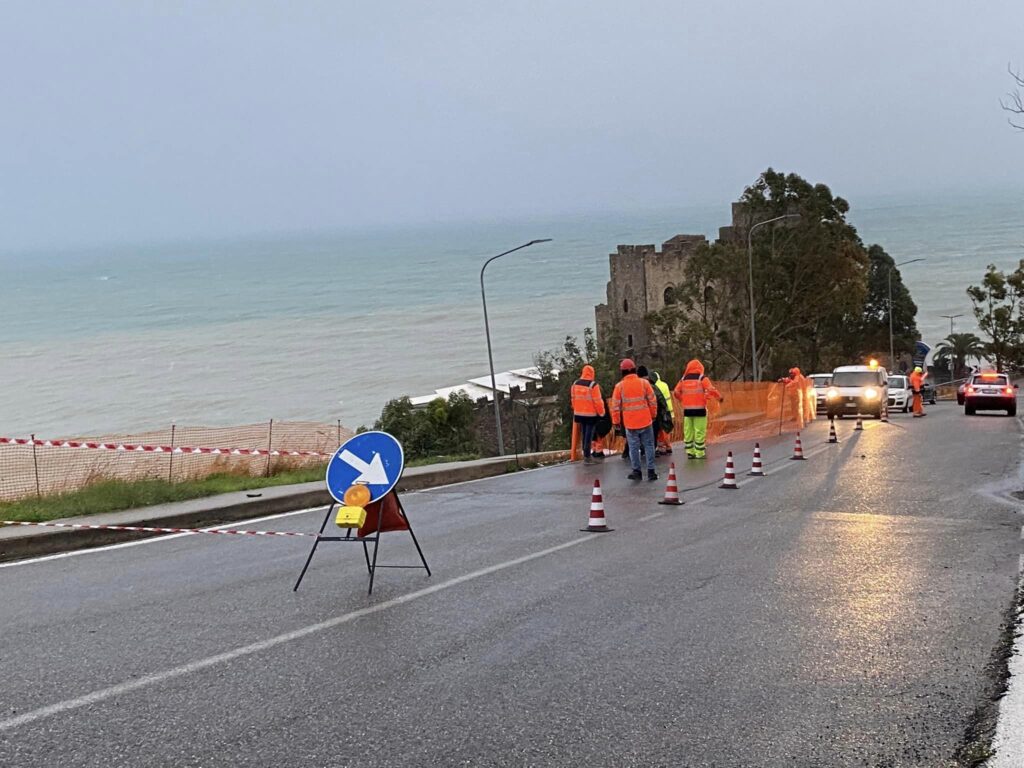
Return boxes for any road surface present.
[1,406,1021,767]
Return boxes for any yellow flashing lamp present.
[335,483,370,528]
[868,358,879,369]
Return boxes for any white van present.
[825,364,889,419]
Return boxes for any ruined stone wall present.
[595,244,653,356]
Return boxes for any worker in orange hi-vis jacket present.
[673,359,723,459]
[910,366,928,417]
[570,364,606,465]
[610,358,659,481]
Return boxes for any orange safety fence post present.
[570,421,580,462]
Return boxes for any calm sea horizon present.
[3,188,1023,438]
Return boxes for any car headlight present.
[826,387,839,400]
[863,387,879,400]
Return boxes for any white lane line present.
[638,511,664,522]
[689,496,709,505]
[0,506,327,570]
[0,533,600,732]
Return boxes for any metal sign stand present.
[293,491,430,595]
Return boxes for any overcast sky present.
[2,1,1023,251]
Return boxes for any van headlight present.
[826,387,839,400]
[863,387,879,400]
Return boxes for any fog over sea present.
[3,188,1022,437]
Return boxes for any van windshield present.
[832,371,881,387]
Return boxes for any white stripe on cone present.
[749,443,765,476]
[791,433,806,460]
[828,420,838,443]
[582,479,612,532]
[658,463,683,505]
[719,451,738,489]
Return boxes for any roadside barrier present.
[581,479,612,532]
[748,444,765,476]
[572,380,816,461]
[657,463,683,505]
[0,520,316,537]
[0,421,347,503]
[828,420,839,443]
[791,433,806,460]
[719,451,738,489]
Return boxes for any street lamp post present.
[888,258,925,370]
[747,214,800,381]
[480,239,552,456]
[940,313,964,336]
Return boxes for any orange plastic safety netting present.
[575,381,816,458]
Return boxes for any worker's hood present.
[580,365,595,381]
[684,359,705,377]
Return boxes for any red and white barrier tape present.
[0,437,330,458]
[0,520,315,537]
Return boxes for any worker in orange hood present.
[910,366,928,417]
[672,359,723,459]
[571,364,606,465]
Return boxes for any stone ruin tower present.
[594,233,708,357]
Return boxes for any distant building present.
[594,202,765,356]
[409,367,550,408]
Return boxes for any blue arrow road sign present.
[326,431,405,504]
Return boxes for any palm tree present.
[933,333,986,379]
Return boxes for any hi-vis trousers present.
[683,415,708,458]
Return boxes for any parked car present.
[921,380,937,405]
[887,375,912,413]
[963,372,1018,416]
[825,364,889,419]
[808,373,832,413]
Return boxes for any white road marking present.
[639,511,664,522]
[689,496,709,505]
[0,506,326,570]
[0,534,600,732]
[1020,526,1023,541]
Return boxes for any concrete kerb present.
[0,451,569,563]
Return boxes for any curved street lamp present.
[747,213,800,381]
[889,258,925,370]
[480,239,553,456]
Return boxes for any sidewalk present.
[0,451,567,562]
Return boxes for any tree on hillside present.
[727,169,870,377]
[933,333,986,379]
[966,262,1024,371]
[858,244,919,362]
[1001,64,1024,130]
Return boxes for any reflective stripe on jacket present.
[673,375,721,410]
[610,374,657,430]
[571,379,605,417]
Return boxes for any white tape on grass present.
[0,534,600,732]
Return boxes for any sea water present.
[2,189,1022,435]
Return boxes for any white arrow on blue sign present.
[325,431,405,504]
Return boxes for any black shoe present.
[622,452,631,461]
[592,452,605,460]
[627,470,642,481]
[647,471,659,481]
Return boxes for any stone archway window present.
[663,286,677,306]
[627,334,634,348]
[623,298,629,313]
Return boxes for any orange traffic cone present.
[791,432,806,460]
[828,419,839,443]
[748,443,765,476]
[581,479,613,532]
[658,463,684,505]
[719,451,738,489]
[854,417,863,431]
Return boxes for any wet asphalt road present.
[0,405,1021,767]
